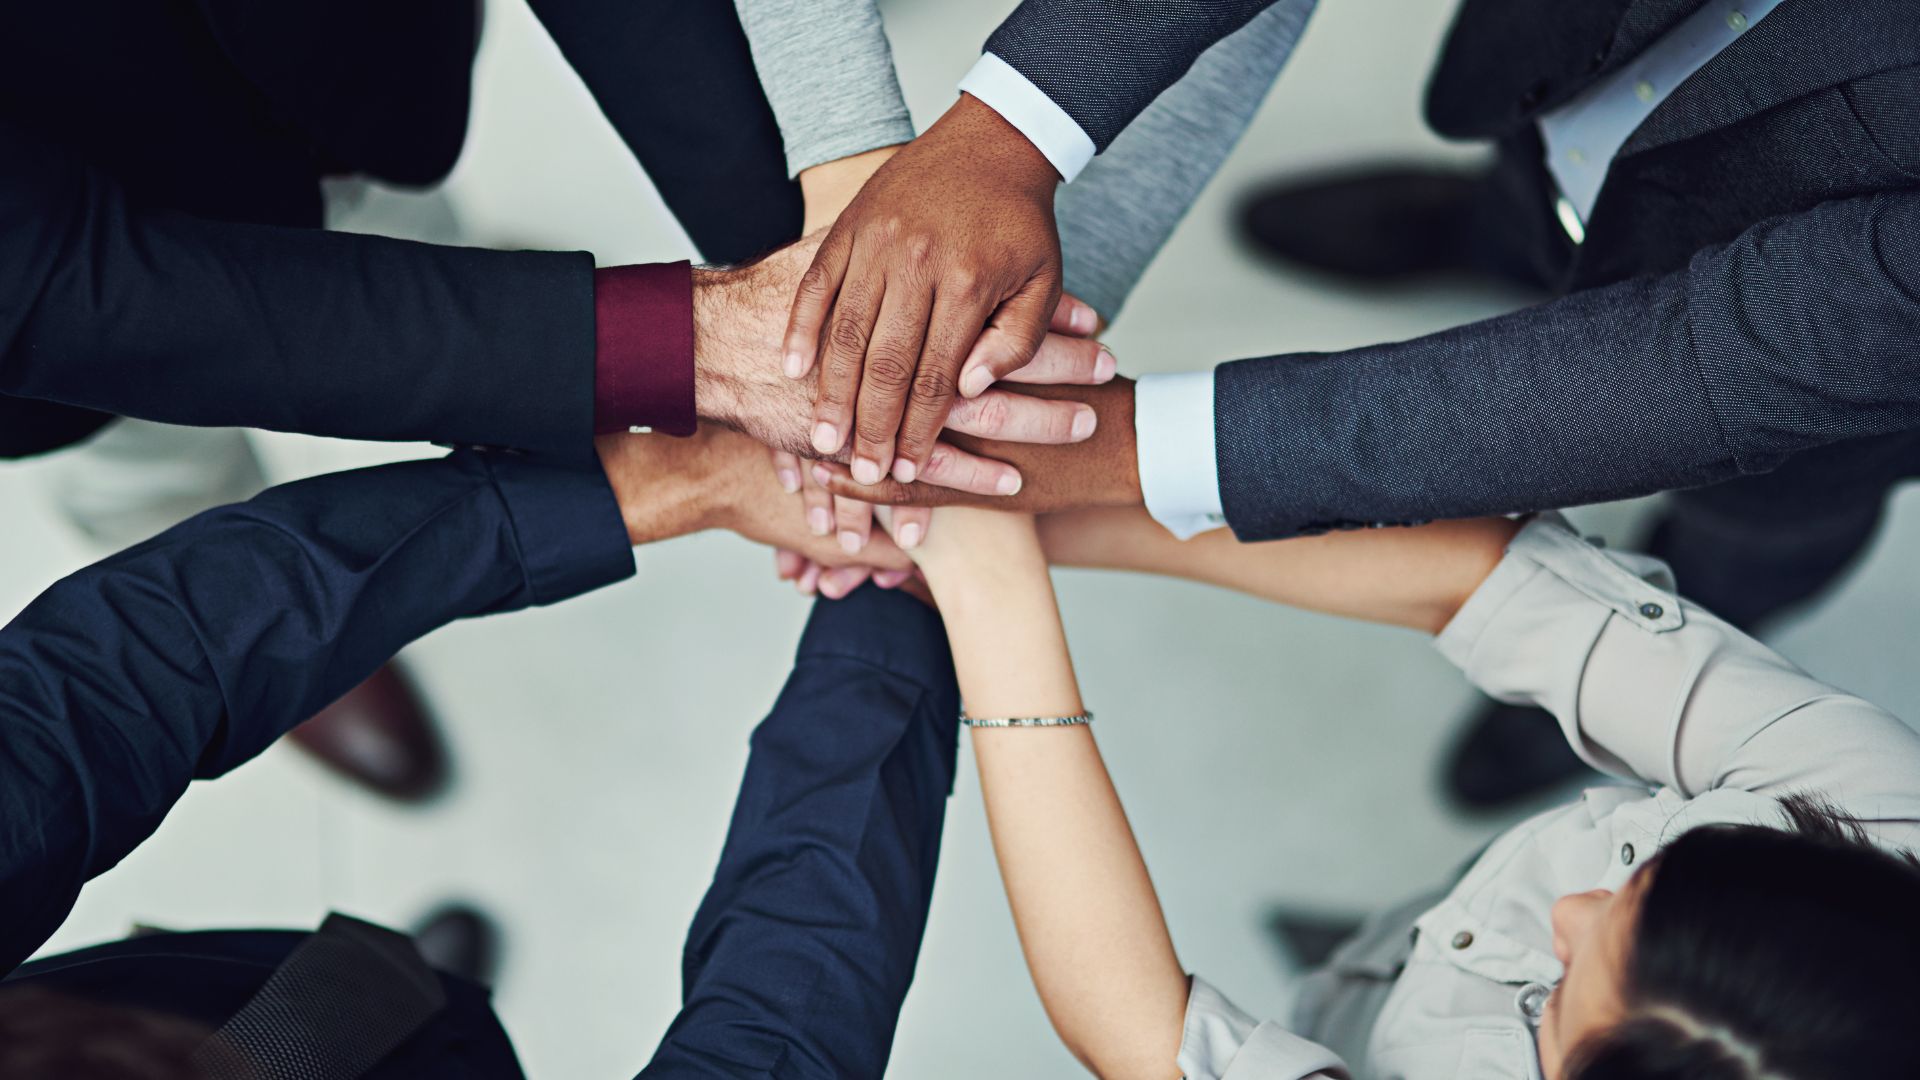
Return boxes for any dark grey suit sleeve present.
[1215,191,1920,540]
[984,0,1285,152]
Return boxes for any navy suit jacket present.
[0,453,635,975]
[0,0,800,461]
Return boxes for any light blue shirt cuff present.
[957,53,1096,182]
[1134,371,1225,540]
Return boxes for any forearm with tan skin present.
[593,424,912,574]
[896,505,1517,1078]
[906,511,1187,1079]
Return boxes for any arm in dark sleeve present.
[984,0,1287,152]
[1215,191,1920,540]
[0,119,599,457]
[525,0,803,264]
[0,451,634,972]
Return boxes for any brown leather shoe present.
[288,662,450,803]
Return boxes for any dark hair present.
[0,986,207,1079]
[1567,795,1920,1080]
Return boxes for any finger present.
[891,292,995,483]
[1050,292,1099,337]
[812,257,887,456]
[834,493,873,555]
[873,568,914,590]
[802,473,834,538]
[782,227,854,379]
[890,505,932,551]
[849,281,934,487]
[795,561,823,596]
[774,549,806,581]
[814,440,1020,501]
[946,388,1096,444]
[956,275,1060,399]
[770,449,803,495]
[818,565,874,600]
[998,333,1116,386]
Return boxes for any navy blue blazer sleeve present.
[1214,191,1920,540]
[984,0,1286,152]
[0,451,634,972]
[525,0,802,264]
[0,118,599,458]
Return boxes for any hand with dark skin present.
[692,235,1094,496]
[783,94,1066,491]
[808,379,1145,515]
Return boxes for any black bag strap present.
[191,913,447,1080]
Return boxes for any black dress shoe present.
[1236,166,1489,282]
[288,661,450,804]
[411,903,502,986]
[1443,700,1600,813]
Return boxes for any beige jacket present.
[1177,515,1920,1079]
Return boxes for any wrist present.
[594,428,733,546]
[799,145,903,232]
[942,94,1061,194]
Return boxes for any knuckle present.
[864,351,916,393]
[910,367,955,406]
[971,394,1012,435]
[827,316,871,359]
[855,412,898,446]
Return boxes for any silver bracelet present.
[960,710,1094,729]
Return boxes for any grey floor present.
[4,1,1918,1076]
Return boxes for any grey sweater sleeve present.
[1057,0,1316,319]
[733,0,915,177]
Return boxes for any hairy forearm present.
[921,543,1186,1079]
[1038,509,1519,635]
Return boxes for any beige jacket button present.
[1451,930,1475,950]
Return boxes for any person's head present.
[1537,795,1920,1080]
[0,986,207,1079]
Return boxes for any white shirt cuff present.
[957,53,1096,182]
[1134,371,1226,540]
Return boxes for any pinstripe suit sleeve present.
[983,0,1287,152]
[1212,191,1920,540]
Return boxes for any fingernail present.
[783,351,806,378]
[1072,304,1097,335]
[898,522,923,549]
[777,469,800,494]
[1071,407,1097,440]
[996,472,1022,496]
[812,464,834,486]
[1094,346,1117,383]
[891,457,918,484]
[959,366,993,398]
[851,457,882,485]
[839,530,864,554]
[808,507,832,536]
[811,421,840,454]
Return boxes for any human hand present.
[783,94,1064,491]
[811,379,1143,515]
[697,239,1100,499]
[873,504,1046,605]
[768,289,1109,556]
[799,145,902,234]
[595,423,915,579]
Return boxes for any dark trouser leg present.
[1645,432,1920,631]
[640,587,959,1079]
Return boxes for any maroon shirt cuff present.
[593,261,696,437]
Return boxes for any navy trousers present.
[640,586,959,1079]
